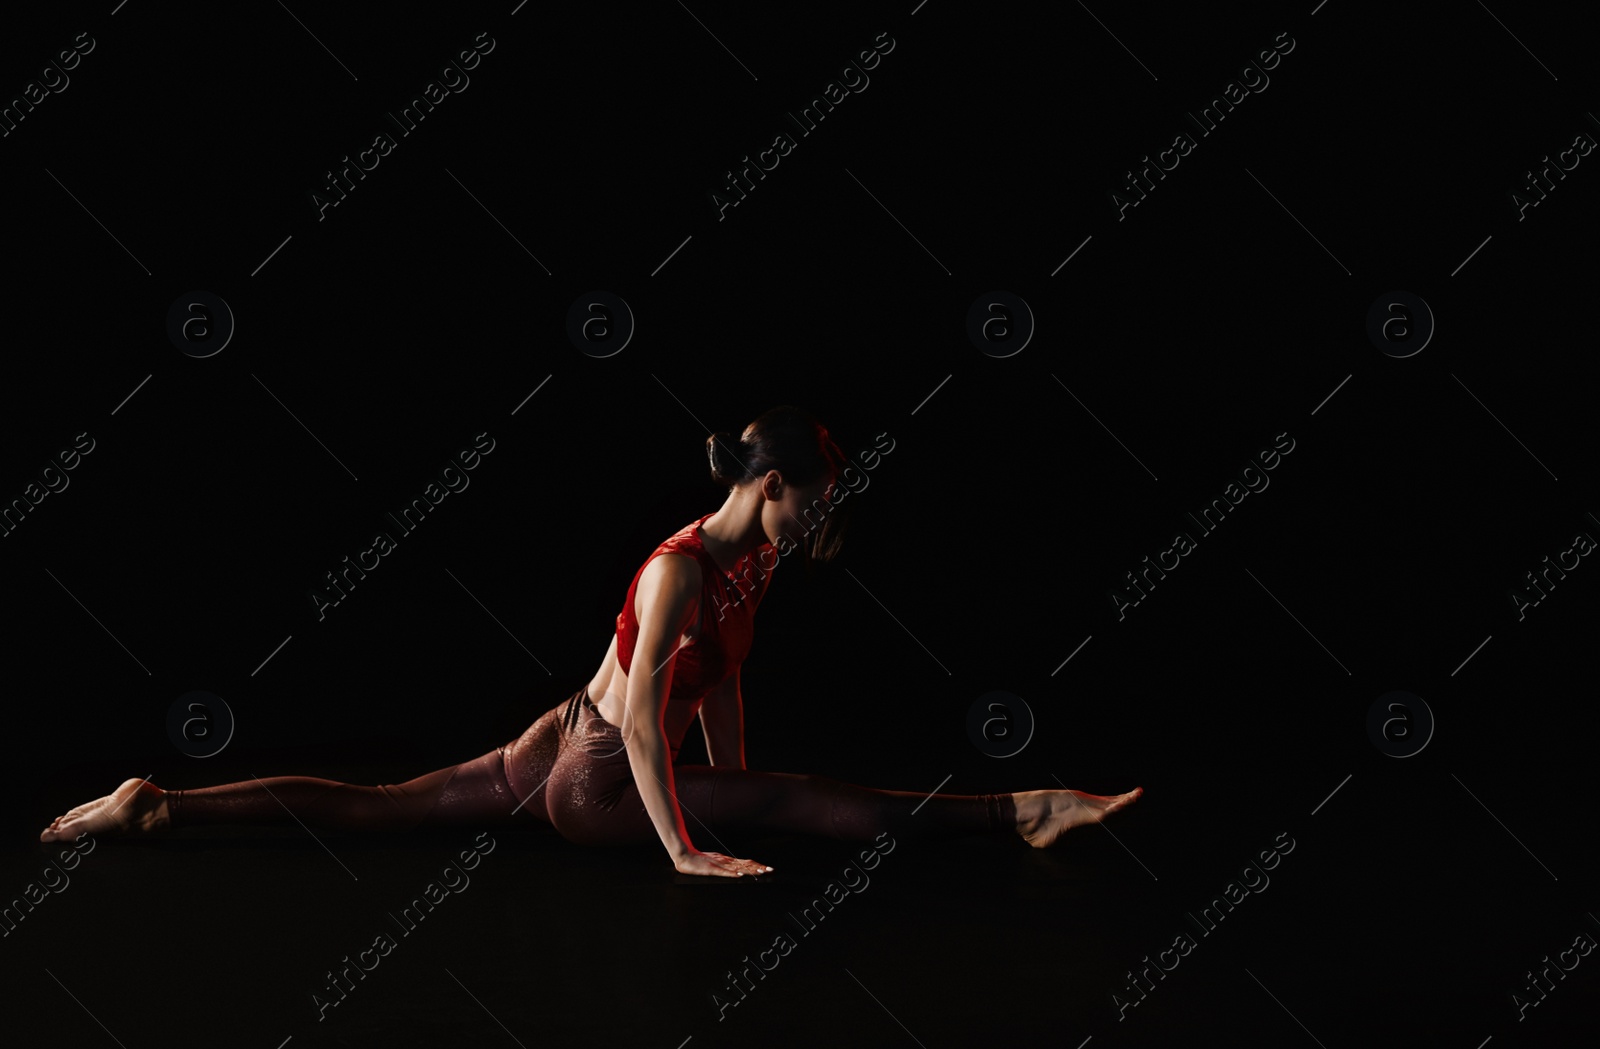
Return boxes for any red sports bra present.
[614,512,774,712]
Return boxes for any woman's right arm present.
[624,554,771,878]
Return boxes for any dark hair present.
[705,405,852,572]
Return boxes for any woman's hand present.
[674,848,774,878]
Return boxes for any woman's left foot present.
[40,778,171,842]
[1013,786,1143,848]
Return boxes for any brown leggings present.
[166,686,1016,845]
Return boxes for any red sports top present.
[615,512,774,713]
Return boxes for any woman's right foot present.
[1013,786,1143,848]
[40,778,171,842]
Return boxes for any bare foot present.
[1013,786,1143,848]
[40,778,171,842]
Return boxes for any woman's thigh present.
[542,700,724,847]
[500,695,569,824]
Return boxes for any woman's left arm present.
[699,667,746,769]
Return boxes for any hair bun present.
[707,430,744,484]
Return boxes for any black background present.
[1,2,1596,1047]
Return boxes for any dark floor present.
[5,745,1595,1049]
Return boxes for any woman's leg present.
[157,699,575,833]
[163,748,527,832]
[541,693,1019,846]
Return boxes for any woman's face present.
[762,472,837,550]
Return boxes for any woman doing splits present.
[40,406,1141,878]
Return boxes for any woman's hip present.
[499,685,589,819]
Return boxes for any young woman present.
[40,406,1141,878]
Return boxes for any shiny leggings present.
[166,686,1017,845]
